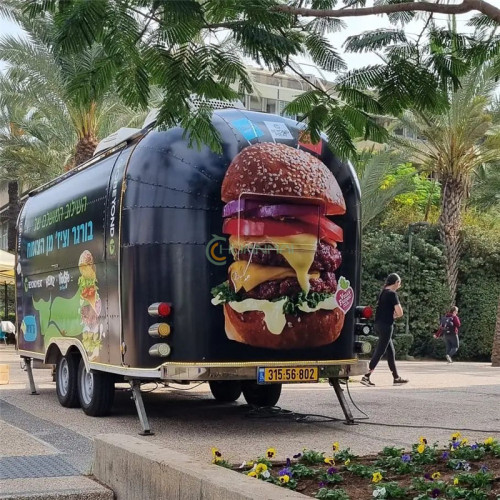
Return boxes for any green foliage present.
[18,0,500,160]
[456,224,500,360]
[361,229,450,358]
[290,463,317,479]
[344,462,379,479]
[315,487,349,500]
[300,449,326,466]
[372,482,408,499]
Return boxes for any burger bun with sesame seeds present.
[221,142,346,215]
[212,141,347,350]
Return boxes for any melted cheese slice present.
[229,261,319,292]
[228,298,288,335]
[229,234,318,293]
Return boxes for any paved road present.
[1,345,500,477]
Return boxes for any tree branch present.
[276,1,500,25]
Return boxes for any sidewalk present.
[0,346,112,499]
[1,344,499,499]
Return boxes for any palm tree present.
[391,67,500,302]
[353,150,415,230]
[0,1,147,170]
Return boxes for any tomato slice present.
[297,214,343,242]
[222,218,318,237]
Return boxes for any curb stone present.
[93,434,309,500]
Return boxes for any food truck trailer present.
[16,104,371,434]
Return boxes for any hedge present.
[361,226,499,361]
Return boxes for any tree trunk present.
[66,133,98,171]
[7,180,20,253]
[492,297,500,367]
[438,178,465,305]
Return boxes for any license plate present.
[257,367,319,384]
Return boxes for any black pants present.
[444,333,459,357]
[369,323,398,378]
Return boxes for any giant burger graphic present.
[212,142,354,350]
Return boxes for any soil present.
[234,453,500,499]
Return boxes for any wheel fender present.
[45,338,90,371]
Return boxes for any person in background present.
[434,306,461,364]
[361,273,409,387]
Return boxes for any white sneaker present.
[446,355,453,363]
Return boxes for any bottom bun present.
[223,304,345,350]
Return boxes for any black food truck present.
[16,105,371,433]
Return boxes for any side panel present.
[16,152,119,362]
[120,110,361,367]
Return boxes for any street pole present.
[406,222,430,336]
[406,229,413,336]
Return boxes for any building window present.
[266,98,278,114]
[0,222,8,251]
[249,95,262,112]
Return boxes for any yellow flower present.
[324,457,335,465]
[417,444,426,454]
[460,438,469,447]
[372,472,383,483]
[453,478,459,485]
[451,432,461,441]
[484,437,494,446]
[248,471,257,478]
[266,448,276,459]
[332,442,340,452]
[212,457,221,464]
[211,447,222,459]
[432,472,441,480]
[419,436,428,445]
[344,459,351,466]
[279,475,290,484]
[255,463,268,475]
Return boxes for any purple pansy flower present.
[327,467,338,475]
[424,473,432,481]
[452,441,460,449]
[401,454,411,463]
[470,444,478,450]
[441,451,449,460]
[279,467,292,477]
[431,488,441,498]
[319,481,326,488]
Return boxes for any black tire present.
[209,381,242,402]
[242,382,282,407]
[56,354,80,408]
[77,359,115,416]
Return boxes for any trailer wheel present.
[209,381,242,402]
[56,354,80,408]
[242,382,282,407]
[77,359,115,416]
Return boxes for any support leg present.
[23,357,39,395]
[129,380,154,436]
[330,377,356,425]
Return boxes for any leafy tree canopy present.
[3,1,500,158]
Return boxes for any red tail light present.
[148,302,172,317]
[362,306,373,319]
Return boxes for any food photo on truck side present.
[15,102,373,434]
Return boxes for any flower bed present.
[212,435,500,499]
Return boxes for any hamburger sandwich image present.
[78,250,100,315]
[211,142,349,350]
